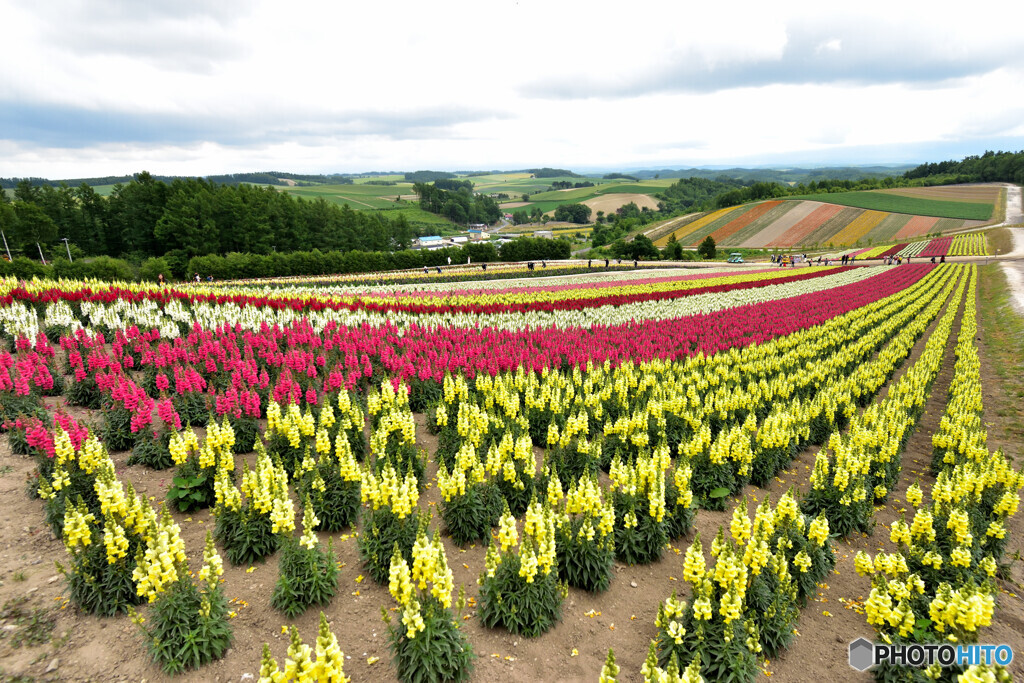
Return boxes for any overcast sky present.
[2,0,1023,178]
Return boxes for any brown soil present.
[1,273,1023,682]
[581,194,660,216]
[879,184,1004,203]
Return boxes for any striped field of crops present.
[652,184,1002,250]
[0,260,1021,682]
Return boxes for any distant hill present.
[2,165,919,191]
[0,172,355,189]
[629,166,914,184]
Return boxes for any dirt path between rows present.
[1000,227,1024,314]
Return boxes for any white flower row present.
[2,266,889,343]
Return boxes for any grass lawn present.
[978,263,1024,451]
[282,184,409,209]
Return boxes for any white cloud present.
[1,0,1023,177]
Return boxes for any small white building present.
[534,230,554,239]
[450,236,468,244]
[415,235,446,251]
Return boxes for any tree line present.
[903,150,1024,185]
[0,236,571,282]
[0,172,414,277]
[0,172,355,189]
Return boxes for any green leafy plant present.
[56,505,144,616]
[127,430,174,470]
[554,474,615,592]
[357,465,422,584]
[435,459,503,546]
[297,440,362,533]
[478,503,565,637]
[271,500,339,618]
[384,530,473,683]
[167,468,213,512]
[229,415,259,453]
[132,532,232,675]
[64,375,101,409]
[172,393,209,427]
[100,404,134,452]
[212,445,288,565]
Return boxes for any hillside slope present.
[653,183,1003,249]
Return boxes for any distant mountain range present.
[1,165,915,190]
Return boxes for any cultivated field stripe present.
[803,206,864,248]
[653,206,741,247]
[828,209,888,246]
[932,218,967,233]
[743,200,821,248]
[879,186,1002,203]
[707,200,783,245]
[683,204,759,246]
[646,213,702,245]
[767,203,844,248]
[720,201,799,247]
[865,213,912,243]
[893,215,940,240]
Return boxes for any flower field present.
[661,191,997,250]
[0,262,1022,682]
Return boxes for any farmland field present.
[281,182,414,209]
[1,254,1024,683]
[783,190,995,221]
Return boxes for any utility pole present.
[36,242,46,265]
[62,237,73,262]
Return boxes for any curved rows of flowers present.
[0,262,1017,681]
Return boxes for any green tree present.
[10,202,58,254]
[553,203,592,224]
[107,171,169,256]
[73,184,109,255]
[697,235,717,260]
[626,234,658,260]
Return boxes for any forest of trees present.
[655,177,745,213]
[412,182,501,225]
[404,170,457,183]
[0,172,414,277]
[903,150,1024,184]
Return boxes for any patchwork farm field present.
[653,183,1006,249]
[1,261,1022,682]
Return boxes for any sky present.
[2,0,1023,179]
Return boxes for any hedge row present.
[0,237,572,283]
[184,238,571,281]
